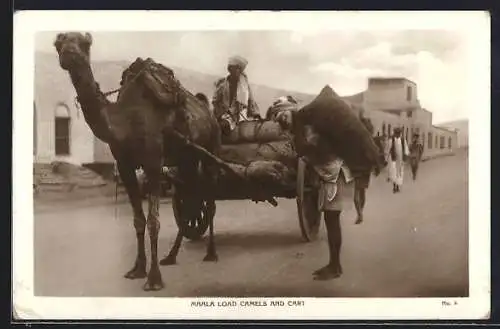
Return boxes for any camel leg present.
[202,199,218,262]
[161,156,199,265]
[203,163,218,262]
[160,229,183,266]
[117,160,148,280]
[142,164,164,291]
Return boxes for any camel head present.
[53,32,93,70]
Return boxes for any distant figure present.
[386,127,409,193]
[373,132,388,168]
[212,55,261,134]
[266,95,299,121]
[379,133,391,182]
[409,133,424,181]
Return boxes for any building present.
[33,53,458,169]
[344,77,458,159]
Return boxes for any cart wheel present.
[172,186,213,241]
[296,158,321,242]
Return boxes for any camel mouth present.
[59,51,86,69]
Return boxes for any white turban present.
[228,55,248,70]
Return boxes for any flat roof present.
[368,77,416,85]
[432,125,458,134]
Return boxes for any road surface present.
[34,150,468,298]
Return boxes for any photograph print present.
[13,10,490,320]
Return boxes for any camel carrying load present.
[53,31,380,292]
[125,57,301,196]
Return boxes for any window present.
[55,103,71,156]
[406,86,412,101]
[428,132,433,149]
[448,137,452,149]
[422,134,425,149]
[407,110,413,118]
[382,123,386,136]
[435,135,438,148]
[388,124,392,136]
[406,127,409,141]
[440,136,445,149]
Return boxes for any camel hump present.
[121,57,186,108]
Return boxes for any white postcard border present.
[13,10,491,320]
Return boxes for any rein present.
[73,63,151,110]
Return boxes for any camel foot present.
[203,252,219,262]
[313,264,342,281]
[142,267,164,291]
[159,255,177,266]
[355,216,363,225]
[124,262,147,279]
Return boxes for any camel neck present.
[67,63,112,142]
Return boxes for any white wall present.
[93,138,114,163]
[34,52,95,165]
[364,79,419,111]
[34,99,95,165]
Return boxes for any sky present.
[36,30,469,124]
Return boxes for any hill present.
[35,51,318,117]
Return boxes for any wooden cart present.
[167,155,322,243]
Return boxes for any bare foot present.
[313,264,342,280]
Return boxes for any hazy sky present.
[36,30,468,123]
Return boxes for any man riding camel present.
[212,55,261,134]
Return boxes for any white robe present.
[386,137,409,186]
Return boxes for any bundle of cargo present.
[221,120,291,144]
[166,85,380,199]
[216,140,298,193]
[219,139,297,167]
[290,85,382,175]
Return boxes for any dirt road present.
[34,150,468,297]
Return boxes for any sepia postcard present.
[13,10,490,320]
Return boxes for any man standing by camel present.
[277,119,355,280]
[274,86,381,281]
[386,127,409,193]
[212,55,261,135]
[409,133,424,181]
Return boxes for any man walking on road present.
[386,127,409,193]
[409,133,424,181]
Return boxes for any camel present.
[53,32,221,291]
